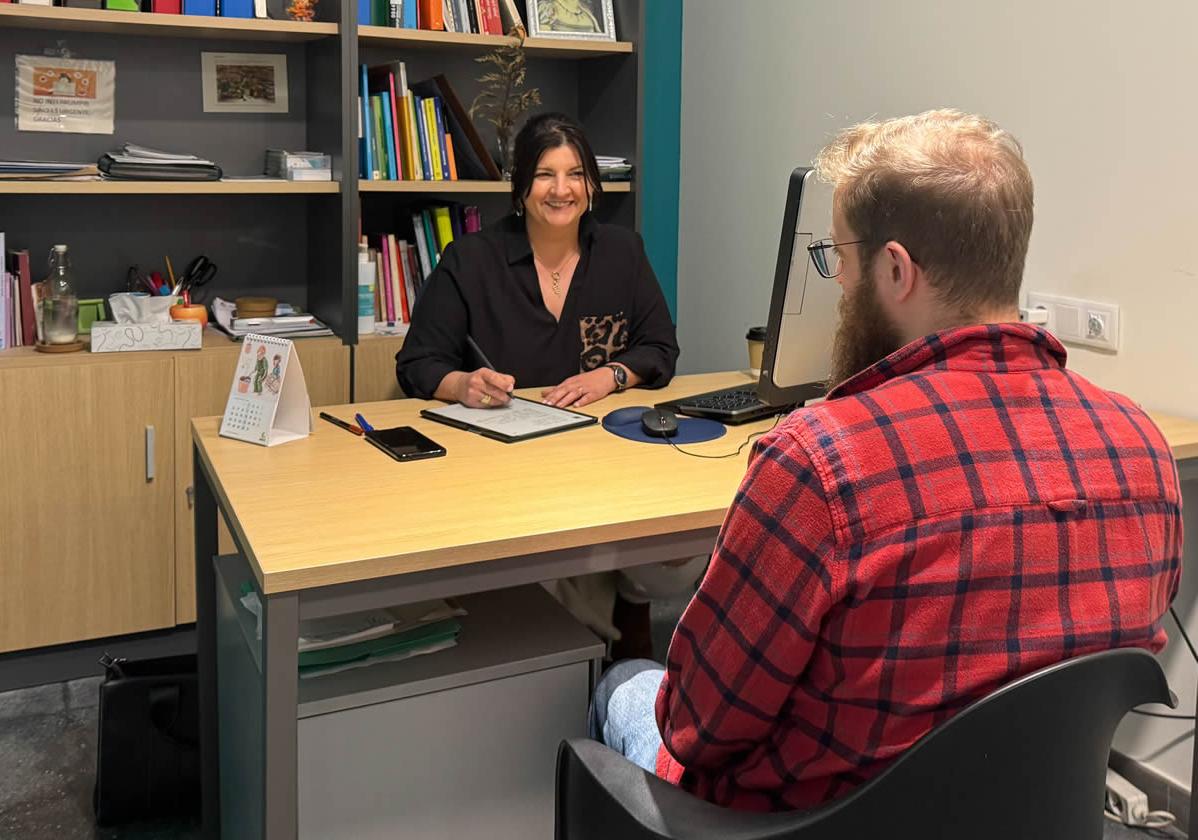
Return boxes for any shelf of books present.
[358,179,630,194]
[0,181,339,195]
[0,4,337,40]
[357,25,632,57]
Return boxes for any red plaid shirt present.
[655,323,1182,811]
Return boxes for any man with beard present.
[588,109,1183,811]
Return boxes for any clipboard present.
[420,396,597,443]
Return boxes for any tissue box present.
[90,321,203,353]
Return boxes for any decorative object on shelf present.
[201,52,289,114]
[468,34,541,179]
[526,0,615,41]
[15,55,116,135]
[285,0,315,22]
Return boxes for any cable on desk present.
[665,415,782,460]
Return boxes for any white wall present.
[678,0,1198,791]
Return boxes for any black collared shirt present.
[395,213,680,398]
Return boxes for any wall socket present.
[1024,292,1121,352]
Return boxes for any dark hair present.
[509,112,603,216]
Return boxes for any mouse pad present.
[601,406,727,445]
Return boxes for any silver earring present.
[515,204,523,216]
[588,195,593,212]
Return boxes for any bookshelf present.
[358,179,631,194]
[0,180,340,194]
[0,3,337,39]
[0,0,646,654]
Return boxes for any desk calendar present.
[219,334,313,446]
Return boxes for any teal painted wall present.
[640,0,682,319]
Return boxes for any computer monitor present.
[755,167,839,408]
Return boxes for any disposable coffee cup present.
[746,326,767,377]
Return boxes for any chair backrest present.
[556,648,1175,840]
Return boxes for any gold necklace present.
[535,252,577,296]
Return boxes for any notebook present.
[420,396,597,443]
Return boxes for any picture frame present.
[525,0,615,41]
[201,52,289,114]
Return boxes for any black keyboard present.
[682,388,762,412]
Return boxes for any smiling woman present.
[394,112,688,657]
[395,112,678,412]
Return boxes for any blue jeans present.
[588,658,665,772]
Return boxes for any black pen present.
[319,411,364,436]
[465,334,515,398]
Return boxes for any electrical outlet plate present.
[1025,291,1120,352]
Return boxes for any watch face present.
[609,364,627,389]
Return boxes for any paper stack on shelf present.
[596,155,633,182]
[0,160,100,180]
[265,149,332,181]
[295,599,467,679]
[98,144,223,181]
[211,297,333,339]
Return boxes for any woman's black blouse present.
[395,213,680,397]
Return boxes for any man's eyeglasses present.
[807,238,865,279]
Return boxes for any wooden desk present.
[191,371,769,838]
[192,371,1198,839]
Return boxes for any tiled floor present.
[0,676,200,840]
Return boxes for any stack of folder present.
[98,144,222,181]
[296,599,466,679]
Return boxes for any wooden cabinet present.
[173,332,349,623]
[352,334,406,403]
[0,353,175,653]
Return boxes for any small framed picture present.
[525,0,615,41]
[201,52,289,114]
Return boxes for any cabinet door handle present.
[145,425,155,482]
[186,486,194,510]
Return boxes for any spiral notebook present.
[219,334,313,446]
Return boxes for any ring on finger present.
[480,393,492,405]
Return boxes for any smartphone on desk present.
[365,426,447,462]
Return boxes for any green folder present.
[297,618,461,671]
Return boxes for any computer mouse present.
[604,406,650,427]
[641,408,679,438]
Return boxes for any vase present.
[496,133,514,180]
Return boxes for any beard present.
[827,268,905,391]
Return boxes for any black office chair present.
[555,648,1174,840]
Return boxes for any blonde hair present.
[814,109,1033,314]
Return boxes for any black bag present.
[93,653,201,826]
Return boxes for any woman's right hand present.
[451,368,516,408]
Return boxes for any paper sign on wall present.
[219,334,313,447]
[15,55,115,135]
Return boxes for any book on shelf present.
[410,74,502,180]
[364,203,480,326]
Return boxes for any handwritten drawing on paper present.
[16,55,115,135]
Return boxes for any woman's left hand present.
[541,368,616,408]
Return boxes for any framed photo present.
[201,52,289,114]
[525,0,615,41]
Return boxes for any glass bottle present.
[42,244,79,345]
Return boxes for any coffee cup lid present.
[746,326,768,341]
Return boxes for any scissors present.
[177,255,218,300]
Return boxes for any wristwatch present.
[605,363,628,392]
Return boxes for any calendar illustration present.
[219,334,313,446]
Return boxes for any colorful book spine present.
[219,0,252,18]
[182,0,215,14]
[379,238,395,322]
[360,67,375,180]
[423,98,443,180]
[370,94,387,180]
[391,235,409,322]
[386,71,405,180]
[380,91,398,180]
[431,98,452,180]
[413,96,433,180]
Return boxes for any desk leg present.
[193,446,221,839]
[261,591,299,838]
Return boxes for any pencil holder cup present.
[170,303,208,329]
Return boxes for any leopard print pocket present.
[579,312,629,371]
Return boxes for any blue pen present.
[354,412,374,432]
